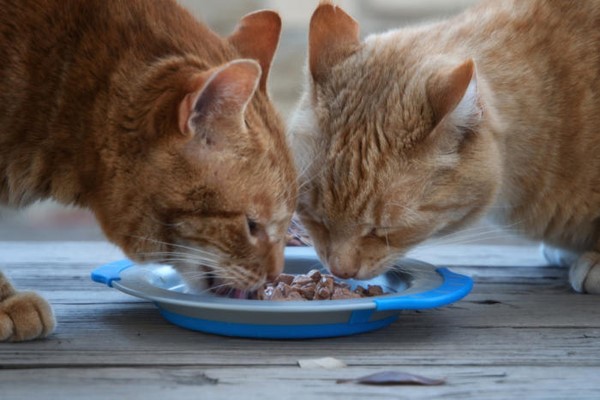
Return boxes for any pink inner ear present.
[177,60,261,138]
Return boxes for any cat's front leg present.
[569,252,600,294]
[0,271,55,341]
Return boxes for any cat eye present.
[244,118,250,129]
[247,217,259,236]
[368,228,379,238]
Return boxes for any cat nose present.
[328,260,358,279]
[332,268,356,279]
[327,246,360,279]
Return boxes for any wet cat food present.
[254,269,384,301]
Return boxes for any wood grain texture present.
[1,242,599,399]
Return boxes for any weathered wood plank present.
[1,241,598,400]
[0,241,124,264]
[1,366,598,400]
[1,295,599,367]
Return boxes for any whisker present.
[156,259,221,268]
[129,235,220,258]
[431,229,519,244]
[137,250,219,260]
[417,233,523,249]
[297,157,328,194]
[135,253,221,269]
[138,252,220,265]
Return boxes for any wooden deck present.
[1,241,599,399]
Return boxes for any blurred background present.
[2,0,527,246]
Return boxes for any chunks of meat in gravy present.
[254,270,384,301]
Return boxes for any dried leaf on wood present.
[337,370,445,386]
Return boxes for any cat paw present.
[0,292,56,341]
[569,252,600,294]
[0,271,17,301]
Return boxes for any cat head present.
[94,11,296,292]
[288,3,501,279]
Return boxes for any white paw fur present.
[541,245,600,294]
[569,252,600,294]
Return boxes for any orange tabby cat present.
[289,1,600,293]
[0,0,296,341]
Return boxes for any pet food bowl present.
[91,247,472,339]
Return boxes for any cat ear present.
[228,10,281,93]
[427,59,481,130]
[178,59,261,139]
[308,2,360,83]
